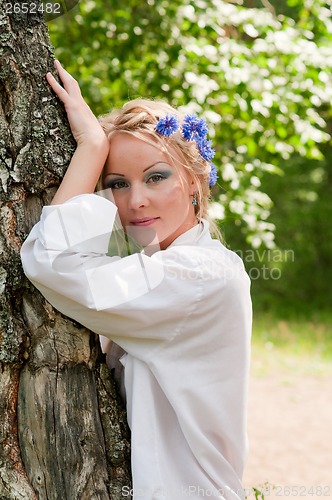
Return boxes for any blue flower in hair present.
[156,110,218,189]
[182,114,208,141]
[196,137,215,162]
[209,163,218,187]
[155,114,180,136]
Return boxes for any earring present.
[192,192,198,206]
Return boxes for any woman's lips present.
[129,217,160,227]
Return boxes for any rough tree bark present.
[0,1,131,498]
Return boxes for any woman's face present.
[103,132,197,249]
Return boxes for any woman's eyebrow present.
[105,172,125,177]
[105,161,169,178]
[143,161,168,172]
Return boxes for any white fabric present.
[21,193,252,500]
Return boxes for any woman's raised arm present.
[46,60,110,205]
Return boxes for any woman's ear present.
[189,176,198,196]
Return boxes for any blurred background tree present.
[47,0,332,316]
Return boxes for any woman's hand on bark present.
[46,60,107,147]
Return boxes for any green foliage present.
[222,142,332,312]
[256,148,332,312]
[252,486,265,500]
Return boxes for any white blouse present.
[21,193,252,500]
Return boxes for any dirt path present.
[243,371,332,499]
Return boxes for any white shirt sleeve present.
[20,194,207,357]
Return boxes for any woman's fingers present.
[54,60,81,94]
[46,60,81,103]
[45,60,104,146]
[46,71,68,103]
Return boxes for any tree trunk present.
[0,2,131,498]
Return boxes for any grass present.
[250,312,332,377]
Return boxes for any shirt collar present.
[141,219,211,256]
[168,218,210,248]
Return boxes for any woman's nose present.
[128,185,149,210]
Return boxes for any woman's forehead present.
[108,133,166,164]
[106,132,186,172]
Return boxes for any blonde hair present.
[98,98,221,239]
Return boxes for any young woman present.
[21,61,252,500]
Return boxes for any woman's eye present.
[107,180,129,190]
[147,173,166,184]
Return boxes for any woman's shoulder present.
[152,226,247,285]
[166,219,244,267]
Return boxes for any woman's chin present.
[126,225,161,249]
